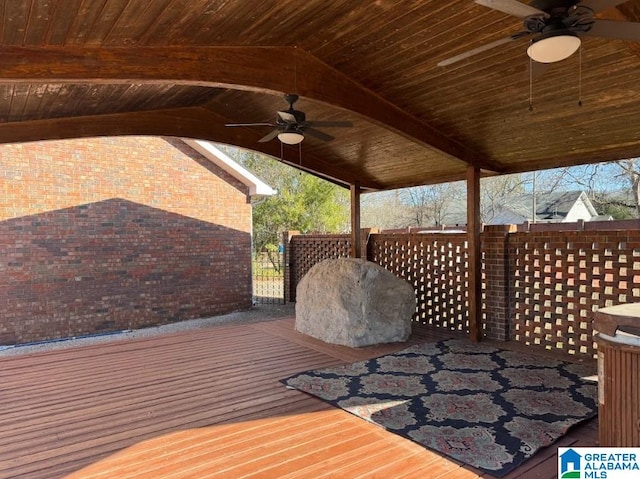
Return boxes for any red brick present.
[0,137,252,345]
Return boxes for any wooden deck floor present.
[0,313,597,479]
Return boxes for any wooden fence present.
[285,220,640,358]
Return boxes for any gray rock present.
[295,258,416,347]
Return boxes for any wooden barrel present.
[594,303,640,446]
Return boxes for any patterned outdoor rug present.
[282,339,597,477]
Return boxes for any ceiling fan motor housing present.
[530,0,579,11]
[524,15,548,33]
[524,0,595,35]
[225,92,352,143]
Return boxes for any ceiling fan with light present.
[225,93,353,145]
[438,0,640,66]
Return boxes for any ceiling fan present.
[225,93,353,145]
[438,0,640,66]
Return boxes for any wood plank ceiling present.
[1,0,640,190]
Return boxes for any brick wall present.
[0,136,252,345]
[482,224,517,341]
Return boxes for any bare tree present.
[480,174,527,223]
[614,159,640,216]
[361,190,409,229]
[402,183,465,226]
[403,186,432,226]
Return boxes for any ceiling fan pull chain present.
[528,55,534,112]
[298,142,303,175]
[294,46,298,94]
[578,46,583,107]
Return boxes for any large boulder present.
[295,258,416,347]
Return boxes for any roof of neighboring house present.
[486,190,599,225]
[435,190,601,226]
[535,191,597,220]
[182,140,276,198]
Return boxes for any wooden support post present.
[351,182,362,258]
[467,166,482,342]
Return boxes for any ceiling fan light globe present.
[277,131,304,145]
[526,34,581,63]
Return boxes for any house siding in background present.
[487,190,602,225]
[563,194,595,222]
[0,136,255,345]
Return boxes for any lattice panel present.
[511,230,640,357]
[289,234,351,299]
[369,234,469,332]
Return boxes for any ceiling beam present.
[0,45,504,173]
[0,106,385,190]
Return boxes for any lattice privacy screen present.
[368,234,469,332]
[289,233,469,332]
[288,228,640,358]
[289,235,351,301]
[511,231,640,357]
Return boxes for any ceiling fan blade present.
[225,122,274,127]
[578,0,629,14]
[303,128,334,142]
[585,19,640,42]
[437,34,525,67]
[305,120,353,128]
[277,111,297,123]
[475,0,547,18]
[258,129,281,143]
